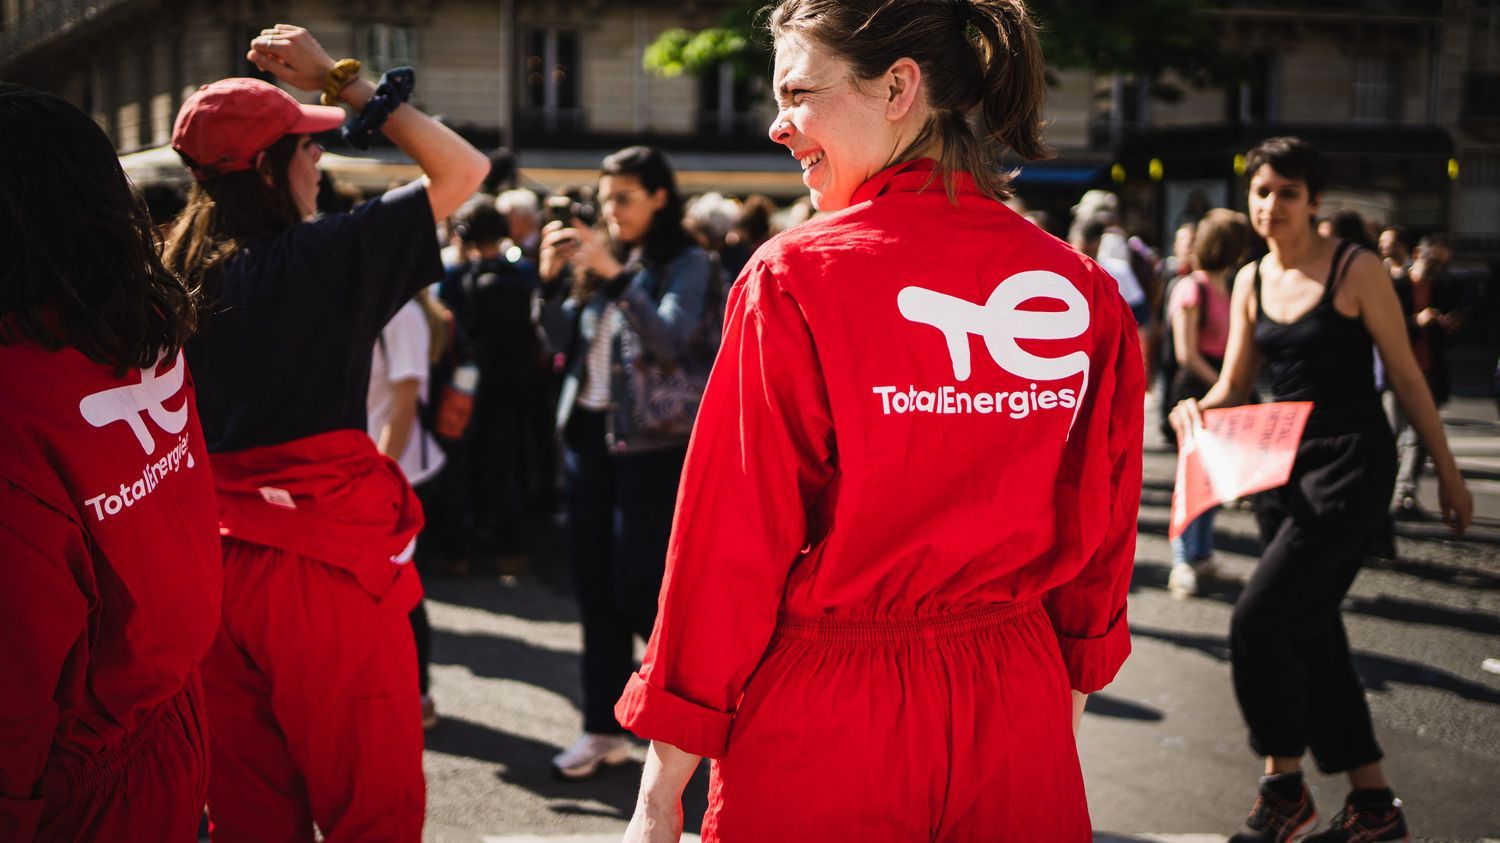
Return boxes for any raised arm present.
[247,25,488,222]
[1348,250,1473,533]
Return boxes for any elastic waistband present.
[53,674,201,795]
[772,598,1042,644]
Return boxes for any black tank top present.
[1253,240,1383,438]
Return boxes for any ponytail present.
[768,0,1052,204]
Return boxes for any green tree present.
[642,0,1245,99]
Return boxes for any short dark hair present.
[0,84,196,374]
[1381,224,1410,248]
[1326,208,1376,251]
[452,194,509,245]
[1244,136,1329,198]
[767,0,1052,203]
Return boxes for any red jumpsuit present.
[615,160,1144,841]
[201,431,425,842]
[0,345,221,841]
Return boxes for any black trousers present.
[1235,422,1396,774]
[562,408,687,734]
[410,475,440,696]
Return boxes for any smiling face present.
[769,33,905,212]
[1247,164,1320,243]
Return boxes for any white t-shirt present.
[369,300,445,487]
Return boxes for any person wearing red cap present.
[0,85,220,841]
[160,24,488,843]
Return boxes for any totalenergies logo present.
[78,351,190,453]
[875,271,1092,434]
[75,351,197,522]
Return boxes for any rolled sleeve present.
[1045,280,1144,694]
[1053,606,1132,695]
[613,260,835,759]
[614,673,734,760]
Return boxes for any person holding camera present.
[162,23,487,840]
[537,146,712,779]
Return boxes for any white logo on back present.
[78,351,189,454]
[896,271,1090,430]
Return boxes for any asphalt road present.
[416,393,1500,842]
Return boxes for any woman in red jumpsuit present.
[615,1,1143,840]
[161,25,487,842]
[0,85,220,841]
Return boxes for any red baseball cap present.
[171,78,345,181]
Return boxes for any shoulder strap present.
[1252,258,1265,322]
[1324,240,1360,304]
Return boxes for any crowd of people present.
[0,1,1484,841]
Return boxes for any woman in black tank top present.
[1169,138,1471,843]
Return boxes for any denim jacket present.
[540,246,712,450]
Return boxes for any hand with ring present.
[246,25,335,92]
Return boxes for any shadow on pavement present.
[424,715,711,832]
[430,627,582,703]
[1342,593,1500,637]
[1084,693,1165,722]
[1131,625,1500,706]
[1134,555,1500,638]
[425,574,582,624]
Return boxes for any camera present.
[545,194,598,229]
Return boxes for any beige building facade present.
[2,0,1496,256]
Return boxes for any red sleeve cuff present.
[614,673,734,760]
[1053,608,1132,694]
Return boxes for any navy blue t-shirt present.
[186,181,441,453]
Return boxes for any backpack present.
[422,308,479,446]
[377,304,480,459]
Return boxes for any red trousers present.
[201,540,424,842]
[704,600,1090,842]
[32,674,208,842]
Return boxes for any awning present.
[1011,165,1105,186]
[119,145,421,193]
[120,144,811,198]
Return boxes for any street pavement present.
[416,393,1500,842]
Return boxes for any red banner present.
[1170,402,1314,540]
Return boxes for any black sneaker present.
[1303,797,1411,842]
[1230,783,1318,842]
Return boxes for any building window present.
[1353,55,1400,123]
[1089,74,1149,148]
[519,28,583,135]
[697,61,757,137]
[358,22,417,75]
[1226,54,1275,125]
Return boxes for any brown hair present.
[766,0,1052,202]
[0,83,196,375]
[1192,209,1253,274]
[161,133,303,305]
